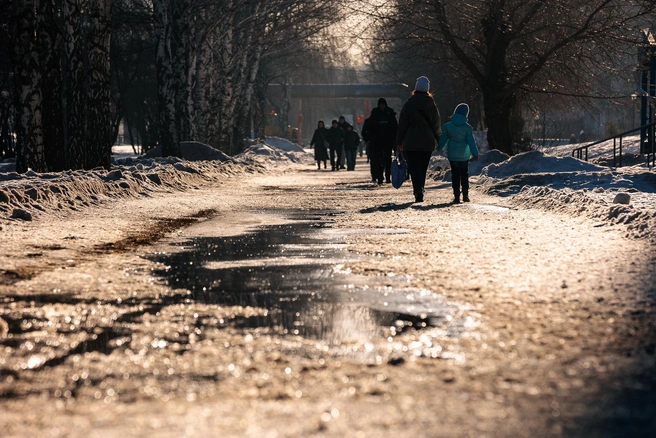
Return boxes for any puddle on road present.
[148,213,473,346]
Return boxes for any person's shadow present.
[360,202,452,213]
[412,202,452,211]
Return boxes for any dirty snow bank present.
[241,140,313,165]
[481,150,605,177]
[0,158,257,220]
[137,139,311,164]
[0,140,311,221]
[264,136,306,153]
[470,150,656,241]
[142,141,235,162]
[430,149,509,182]
[510,185,656,240]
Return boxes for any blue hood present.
[451,113,468,127]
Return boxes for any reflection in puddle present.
[148,215,474,347]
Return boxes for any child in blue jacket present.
[438,103,479,204]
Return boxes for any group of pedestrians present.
[310,75,479,204]
[310,116,361,171]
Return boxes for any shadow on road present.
[412,202,453,211]
[360,201,453,213]
[360,202,414,213]
[572,251,656,436]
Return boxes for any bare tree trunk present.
[63,0,87,169]
[186,16,199,141]
[204,25,222,147]
[217,5,235,153]
[277,81,291,138]
[234,35,264,152]
[484,92,516,155]
[171,0,190,143]
[225,7,261,154]
[252,77,267,140]
[12,0,47,173]
[85,0,113,169]
[38,0,66,172]
[194,26,210,143]
[153,0,181,157]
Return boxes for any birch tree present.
[63,0,87,169]
[152,0,181,157]
[86,0,113,169]
[38,0,66,171]
[12,0,47,173]
[147,0,343,156]
[106,0,341,155]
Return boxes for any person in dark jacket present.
[438,103,479,203]
[361,117,375,181]
[343,124,360,171]
[337,116,351,169]
[325,120,344,171]
[310,120,330,170]
[368,97,398,184]
[395,76,442,203]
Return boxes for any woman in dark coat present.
[395,76,442,202]
[310,120,330,170]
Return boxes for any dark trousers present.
[330,148,341,170]
[450,160,470,197]
[367,143,376,181]
[345,149,357,170]
[383,146,393,182]
[370,144,387,183]
[406,151,432,197]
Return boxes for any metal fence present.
[572,121,656,168]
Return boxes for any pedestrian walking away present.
[368,97,398,185]
[343,124,361,171]
[325,120,344,171]
[361,117,375,182]
[438,103,479,204]
[310,120,330,170]
[395,76,442,203]
[337,116,351,169]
